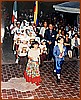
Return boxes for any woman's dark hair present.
[57,36,64,43]
[65,33,69,37]
[44,21,47,24]
[31,41,39,47]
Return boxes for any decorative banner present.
[12,1,17,23]
[34,1,38,25]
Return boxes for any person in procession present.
[53,36,67,83]
[24,41,41,86]
[18,39,30,68]
[39,39,48,66]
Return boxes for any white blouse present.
[28,48,40,61]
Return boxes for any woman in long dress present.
[53,36,67,84]
[24,41,41,86]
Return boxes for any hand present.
[64,43,70,46]
[75,46,79,49]
[49,41,52,45]
[59,54,63,58]
[28,56,33,61]
[77,46,80,49]
[46,52,48,55]
[29,60,32,63]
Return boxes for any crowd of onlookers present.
[2,8,80,67]
[8,14,80,67]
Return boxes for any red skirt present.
[24,71,41,86]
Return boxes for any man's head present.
[49,23,53,30]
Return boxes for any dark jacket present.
[44,29,57,46]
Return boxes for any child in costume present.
[24,41,41,86]
[53,36,67,84]
[18,39,30,68]
[39,39,47,65]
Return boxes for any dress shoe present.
[56,75,60,84]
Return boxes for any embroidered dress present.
[24,48,41,85]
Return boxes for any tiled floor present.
[1,58,80,99]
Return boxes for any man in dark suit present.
[44,23,57,60]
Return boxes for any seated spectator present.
[61,29,66,39]
[71,33,80,59]
[65,24,70,32]
[64,33,72,58]
[39,21,48,39]
[56,29,62,40]
[67,27,75,39]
